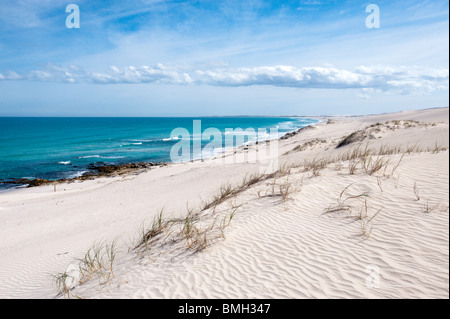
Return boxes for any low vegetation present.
[53,120,448,298]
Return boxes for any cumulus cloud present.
[0,71,22,81]
[195,66,373,88]
[0,64,448,94]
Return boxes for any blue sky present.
[0,0,448,116]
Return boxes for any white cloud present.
[0,71,22,81]
[0,64,448,95]
[196,66,373,88]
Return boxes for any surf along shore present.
[0,107,448,299]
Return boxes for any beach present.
[0,107,448,299]
[0,117,315,189]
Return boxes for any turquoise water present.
[0,117,317,188]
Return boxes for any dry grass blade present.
[390,152,406,176]
[413,182,420,201]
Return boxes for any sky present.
[0,0,448,116]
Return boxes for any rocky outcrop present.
[280,125,316,140]
[2,161,168,188]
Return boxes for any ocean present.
[0,117,317,189]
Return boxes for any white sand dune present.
[0,107,448,299]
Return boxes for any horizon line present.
[0,106,448,119]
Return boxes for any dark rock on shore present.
[3,161,168,188]
[1,178,53,187]
[27,179,53,187]
[280,125,315,140]
[89,162,159,175]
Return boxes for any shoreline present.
[0,118,322,191]
[0,107,448,299]
[12,109,443,191]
